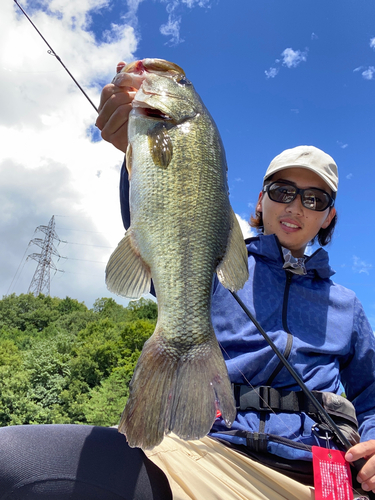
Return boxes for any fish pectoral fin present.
[147,123,173,169]
[125,143,132,180]
[216,208,249,292]
[105,229,151,299]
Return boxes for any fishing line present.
[219,307,368,499]
[230,291,348,447]
[218,342,314,449]
[218,341,367,499]
[13,0,98,113]
[218,335,335,458]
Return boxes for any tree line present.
[0,293,157,427]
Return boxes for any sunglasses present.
[264,181,335,212]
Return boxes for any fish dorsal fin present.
[106,229,151,299]
[216,208,249,292]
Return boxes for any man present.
[95,63,375,498]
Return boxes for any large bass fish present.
[106,58,249,449]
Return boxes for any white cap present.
[264,145,339,192]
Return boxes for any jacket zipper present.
[282,271,293,333]
[266,271,293,385]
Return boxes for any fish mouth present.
[133,104,173,121]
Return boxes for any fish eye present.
[175,75,192,86]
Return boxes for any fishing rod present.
[230,290,374,497]
[13,0,98,113]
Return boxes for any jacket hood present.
[244,234,335,280]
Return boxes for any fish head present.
[120,58,202,124]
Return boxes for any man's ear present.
[321,207,336,229]
[256,191,263,213]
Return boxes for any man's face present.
[257,167,336,257]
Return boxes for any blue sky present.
[2,0,374,328]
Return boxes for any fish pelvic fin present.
[216,207,249,292]
[118,326,236,450]
[105,229,151,299]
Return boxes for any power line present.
[60,257,107,264]
[7,242,31,295]
[57,227,109,234]
[8,215,114,296]
[61,241,114,249]
[60,270,105,276]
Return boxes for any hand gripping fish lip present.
[123,58,186,77]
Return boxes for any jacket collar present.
[244,234,335,280]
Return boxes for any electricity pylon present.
[27,216,63,296]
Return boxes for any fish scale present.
[106,58,249,449]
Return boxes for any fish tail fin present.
[216,207,249,291]
[119,324,236,449]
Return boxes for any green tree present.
[83,368,129,426]
[0,294,157,427]
[126,298,158,320]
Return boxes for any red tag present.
[312,446,353,500]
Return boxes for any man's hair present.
[249,210,337,246]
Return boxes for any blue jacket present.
[119,163,375,461]
[209,234,375,460]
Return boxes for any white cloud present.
[354,64,375,81]
[1,158,116,304]
[370,37,375,50]
[123,0,146,23]
[182,0,211,6]
[0,0,139,307]
[0,0,225,307]
[265,67,279,79]
[159,0,212,44]
[362,66,375,80]
[265,47,308,78]
[235,214,256,240]
[352,255,373,275]
[311,33,318,40]
[346,173,353,180]
[281,48,308,68]
[160,16,183,44]
[337,141,348,149]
